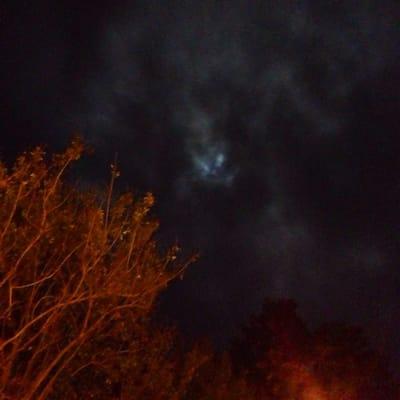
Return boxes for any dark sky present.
[1,0,400,368]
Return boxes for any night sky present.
[1,0,400,370]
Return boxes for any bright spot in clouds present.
[183,106,237,186]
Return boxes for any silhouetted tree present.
[231,299,398,400]
[231,299,309,398]
[309,323,398,400]
[184,351,257,400]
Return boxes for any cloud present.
[2,0,399,360]
[69,2,400,347]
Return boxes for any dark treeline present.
[0,141,397,399]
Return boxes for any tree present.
[0,139,194,399]
[54,320,209,400]
[184,351,257,400]
[309,323,398,400]
[231,299,310,399]
[231,299,398,400]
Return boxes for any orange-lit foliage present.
[53,320,209,400]
[0,139,196,399]
[231,300,398,400]
[185,352,258,400]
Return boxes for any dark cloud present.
[1,0,400,368]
